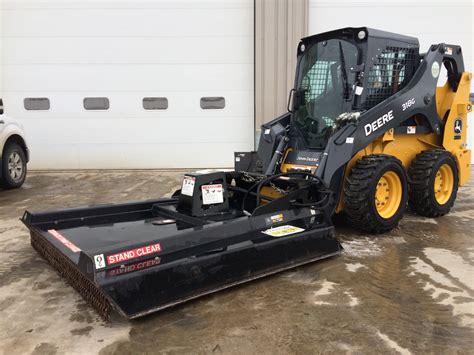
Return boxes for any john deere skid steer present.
[22,27,472,320]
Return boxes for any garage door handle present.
[0,120,4,124]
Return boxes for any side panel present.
[440,73,473,184]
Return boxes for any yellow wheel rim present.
[434,164,454,205]
[375,171,402,219]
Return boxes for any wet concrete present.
[1,169,473,354]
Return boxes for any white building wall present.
[1,0,254,169]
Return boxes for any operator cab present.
[235,27,420,176]
[291,27,419,150]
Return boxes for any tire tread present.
[408,149,458,217]
[344,154,407,234]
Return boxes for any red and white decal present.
[107,258,161,276]
[181,175,196,196]
[48,229,81,253]
[107,243,162,265]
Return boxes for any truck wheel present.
[1,142,27,189]
[344,155,408,233]
[408,150,458,217]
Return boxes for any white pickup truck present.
[0,99,29,189]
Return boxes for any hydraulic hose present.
[241,171,332,216]
[264,136,290,176]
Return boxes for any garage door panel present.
[3,6,253,38]
[3,64,253,91]
[26,144,81,170]
[80,118,252,145]
[2,0,254,169]
[3,36,253,65]
[77,142,252,169]
[22,117,252,145]
[22,119,82,143]
[30,142,250,170]
[2,91,254,118]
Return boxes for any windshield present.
[294,39,358,149]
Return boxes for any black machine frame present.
[21,170,340,320]
[240,27,464,200]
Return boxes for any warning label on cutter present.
[181,175,195,196]
[202,184,224,205]
[48,229,81,253]
[106,243,162,266]
[262,225,305,238]
[94,254,106,269]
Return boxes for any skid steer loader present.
[22,27,472,320]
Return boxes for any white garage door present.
[309,0,473,162]
[1,0,254,169]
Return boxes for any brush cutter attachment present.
[22,171,341,320]
[21,26,473,321]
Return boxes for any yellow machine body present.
[277,72,472,213]
[335,72,472,212]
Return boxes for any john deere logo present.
[454,119,462,133]
[454,118,462,140]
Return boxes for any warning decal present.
[107,243,162,265]
[454,118,462,140]
[107,258,161,276]
[202,184,224,205]
[48,229,81,253]
[265,213,284,226]
[94,254,106,269]
[262,225,305,238]
[181,175,195,196]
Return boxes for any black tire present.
[344,154,408,233]
[1,142,27,189]
[408,150,458,217]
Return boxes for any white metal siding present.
[255,0,308,128]
[309,0,473,161]
[1,0,254,169]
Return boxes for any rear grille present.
[364,46,418,109]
